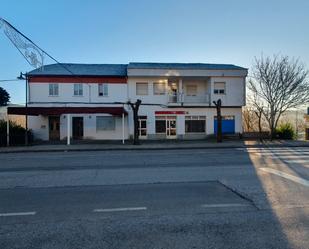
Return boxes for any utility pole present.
[17,72,28,145]
[127,99,142,145]
[213,99,222,143]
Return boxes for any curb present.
[0,144,308,154]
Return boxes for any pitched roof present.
[28,63,127,77]
[128,62,247,70]
[28,62,247,77]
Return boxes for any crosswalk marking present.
[244,147,309,165]
[259,168,309,187]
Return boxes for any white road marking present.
[259,168,309,187]
[93,207,147,213]
[273,155,309,159]
[283,159,309,165]
[246,149,309,153]
[0,211,36,217]
[201,203,249,208]
[272,204,309,209]
[246,149,309,152]
[250,151,309,156]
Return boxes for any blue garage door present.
[214,116,235,134]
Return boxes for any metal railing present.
[168,92,210,105]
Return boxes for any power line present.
[0,79,21,82]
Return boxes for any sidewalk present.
[0,139,308,153]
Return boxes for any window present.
[186,85,197,96]
[74,83,83,96]
[185,116,206,133]
[96,116,115,131]
[98,83,108,97]
[214,82,226,94]
[49,83,59,96]
[153,82,166,95]
[136,82,148,95]
[155,116,166,133]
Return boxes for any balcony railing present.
[168,92,210,105]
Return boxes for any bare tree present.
[247,91,266,134]
[248,55,309,139]
[242,106,256,132]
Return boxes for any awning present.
[7,107,127,116]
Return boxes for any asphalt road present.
[0,147,309,249]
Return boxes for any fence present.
[242,132,270,140]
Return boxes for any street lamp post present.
[17,72,28,145]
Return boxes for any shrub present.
[0,119,32,146]
[276,123,295,140]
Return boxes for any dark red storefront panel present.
[155,111,187,115]
[29,76,127,84]
[7,107,127,116]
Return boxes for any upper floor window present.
[186,85,197,96]
[214,82,226,94]
[136,82,148,95]
[98,83,108,97]
[49,83,59,96]
[153,82,166,95]
[74,83,83,96]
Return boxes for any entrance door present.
[168,81,179,103]
[214,116,235,134]
[166,117,177,139]
[138,116,147,139]
[72,117,84,140]
[49,116,60,141]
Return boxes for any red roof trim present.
[155,111,187,115]
[7,107,127,116]
[29,76,127,84]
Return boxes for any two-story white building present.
[8,62,248,142]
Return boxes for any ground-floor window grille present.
[185,116,206,133]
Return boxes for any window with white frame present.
[186,85,197,96]
[153,82,166,95]
[98,83,108,97]
[214,82,226,94]
[49,83,59,96]
[136,82,148,95]
[185,116,206,133]
[138,116,147,137]
[96,116,116,131]
[155,116,166,133]
[73,83,83,96]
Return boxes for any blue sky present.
[1,0,308,104]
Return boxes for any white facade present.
[126,66,246,140]
[24,63,247,142]
[29,83,127,104]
